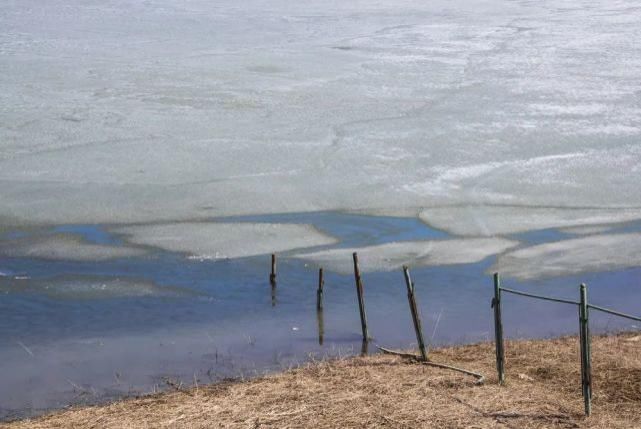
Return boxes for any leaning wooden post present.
[403,266,427,361]
[317,268,324,311]
[492,273,505,384]
[270,254,277,286]
[579,283,592,416]
[352,252,369,342]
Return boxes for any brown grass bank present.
[6,333,641,428]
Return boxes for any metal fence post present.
[492,273,505,384]
[579,283,592,416]
[495,281,641,417]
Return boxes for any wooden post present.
[579,283,592,416]
[270,254,277,286]
[317,306,324,346]
[492,273,505,384]
[352,252,369,342]
[271,285,276,307]
[317,268,324,311]
[269,254,277,307]
[403,266,427,361]
[360,339,369,356]
[317,267,325,345]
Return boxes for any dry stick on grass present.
[449,395,577,427]
[377,346,485,385]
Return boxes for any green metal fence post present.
[579,283,592,416]
[492,273,505,384]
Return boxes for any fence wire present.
[500,287,579,306]
[500,286,641,322]
[587,304,641,323]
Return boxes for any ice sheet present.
[1,0,640,230]
[492,233,641,280]
[114,222,337,259]
[419,206,641,236]
[294,238,518,274]
[0,234,146,261]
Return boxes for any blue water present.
[53,225,121,245]
[0,212,640,420]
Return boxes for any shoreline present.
[6,332,641,428]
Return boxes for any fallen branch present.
[450,396,577,427]
[377,346,485,385]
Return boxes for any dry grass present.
[6,333,641,428]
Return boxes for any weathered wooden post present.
[317,267,325,345]
[317,268,324,311]
[360,339,369,356]
[352,252,369,342]
[270,254,277,286]
[403,266,427,361]
[269,254,277,307]
[317,305,324,346]
[579,283,592,416]
[492,272,505,384]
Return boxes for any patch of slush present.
[492,233,641,280]
[0,275,189,300]
[419,206,641,237]
[0,0,640,228]
[294,238,518,274]
[114,222,337,259]
[0,234,146,261]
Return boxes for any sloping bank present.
[5,333,641,428]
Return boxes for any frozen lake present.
[1,0,641,420]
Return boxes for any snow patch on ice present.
[492,233,641,280]
[419,206,641,237]
[0,234,146,261]
[114,222,338,259]
[294,238,518,274]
